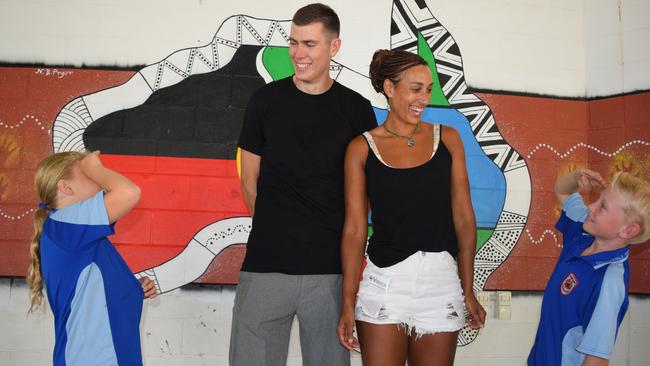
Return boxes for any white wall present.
[4,0,647,97]
[1,279,649,365]
[431,0,585,96]
[584,0,650,97]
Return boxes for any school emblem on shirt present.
[560,273,579,295]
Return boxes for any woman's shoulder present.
[348,133,370,148]
[439,124,459,136]
[346,133,372,159]
[439,125,463,154]
[440,125,462,142]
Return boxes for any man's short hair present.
[292,3,340,37]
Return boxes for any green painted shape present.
[369,226,489,252]
[417,32,450,107]
[262,46,294,81]
[476,229,494,252]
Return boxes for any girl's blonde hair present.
[28,151,86,313]
[611,172,650,244]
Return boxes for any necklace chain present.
[383,122,419,147]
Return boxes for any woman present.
[337,49,486,365]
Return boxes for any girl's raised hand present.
[80,150,103,172]
[139,276,158,299]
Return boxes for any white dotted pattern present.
[0,115,51,135]
[0,207,36,221]
[526,140,650,159]
[525,228,561,247]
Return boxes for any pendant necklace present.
[383,122,419,147]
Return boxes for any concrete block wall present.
[0,0,628,98]
[431,0,585,96]
[2,279,650,365]
[584,0,650,96]
[2,0,645,96]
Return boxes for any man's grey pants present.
[229,271,350,366]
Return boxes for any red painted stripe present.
[99,154,248,277]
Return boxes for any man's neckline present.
[291,75,335,96]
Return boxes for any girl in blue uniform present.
[27,151,157,366]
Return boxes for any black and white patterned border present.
[391,0,531,345]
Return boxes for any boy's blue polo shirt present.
[528,193,630,366]
[40,191,144,366]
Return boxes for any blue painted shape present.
[372,107,506,229]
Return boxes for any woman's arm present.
[337,135,370,350]
[443,126,486,329]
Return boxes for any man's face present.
[289,22,340,88]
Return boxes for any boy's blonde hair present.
[28,151,86,313]
[611,172,650,244]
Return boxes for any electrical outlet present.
[496,291,512,320]
[475,291,494,319]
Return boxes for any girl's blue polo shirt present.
[40,191,144,366]
[528,193,630,365]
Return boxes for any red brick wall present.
[1,66,649,292]
[0,67,134,276]
[481,92,650,293]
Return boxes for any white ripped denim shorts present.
[355,250,465,336]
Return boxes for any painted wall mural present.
[1,0,649,346]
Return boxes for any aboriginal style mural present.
[1,0,650,347]
[48,0,531,345]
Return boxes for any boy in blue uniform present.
[528,169,650,366]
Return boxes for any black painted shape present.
[414,0,427,9]
[84,45,266,160]
[437,69,451,89]
[448,43,460,57]
[391,18,399,36]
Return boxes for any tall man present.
[230,3,376,366]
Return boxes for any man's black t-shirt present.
[238,76,376,274]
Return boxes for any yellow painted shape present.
[0,135,21,201]
[236,147,242,179]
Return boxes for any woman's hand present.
[140,276,158,299]
[464,294,486,329]
[337,304,360,351]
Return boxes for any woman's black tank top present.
[363,124,458,268]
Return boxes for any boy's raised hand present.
[575,169,607,193]
[139,276,158,299]
[555,168,607,203]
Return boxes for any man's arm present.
[240,149,261,215]
[337,136,369,351]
